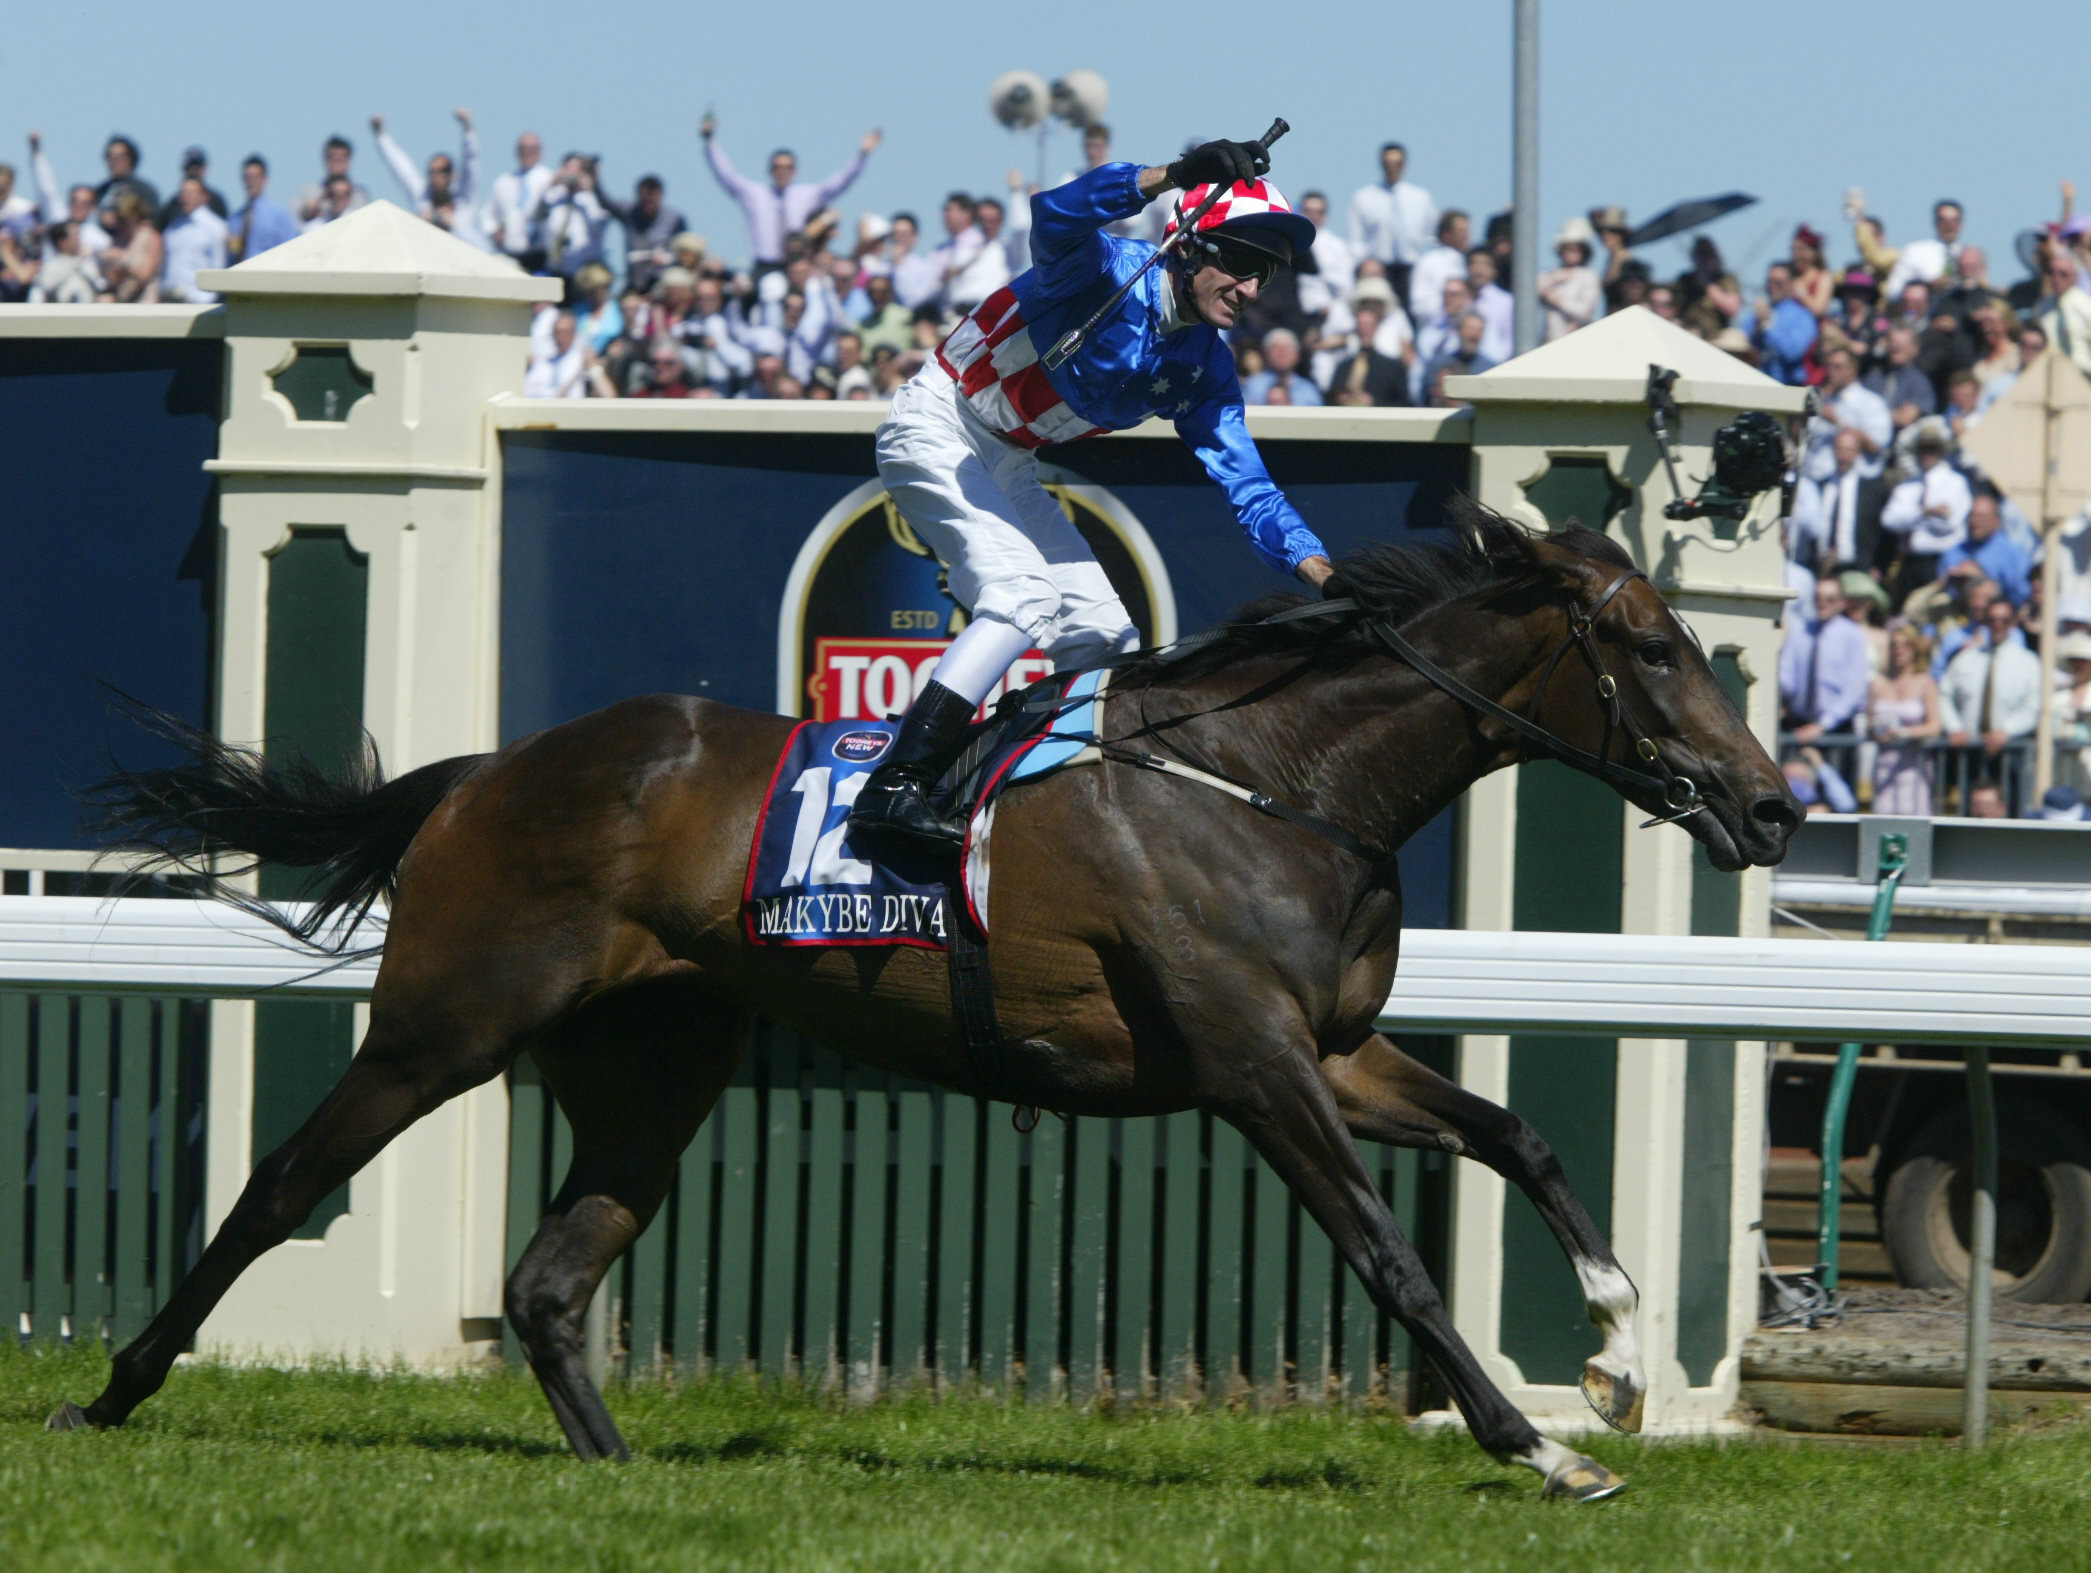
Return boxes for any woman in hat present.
[1538,216,1600,341]
[1866,623,1942,815]
[1790,224,1835,320]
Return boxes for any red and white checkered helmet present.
[1164,178,1318,261]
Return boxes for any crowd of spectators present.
[13,117,2091,817]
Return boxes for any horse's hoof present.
[1543,1452,1627,1503]
[1581,1359,1645,1434]
[46,1401,94,1433]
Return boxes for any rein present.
[1016,567,1707,871]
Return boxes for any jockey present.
[850,133,1332,853]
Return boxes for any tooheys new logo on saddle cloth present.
[776,479,1175,723]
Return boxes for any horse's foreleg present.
[506,988,745,1461]
[51,1016,511,1433]
[1322,1033,1644,1434]
[1213,1034,1624,1501]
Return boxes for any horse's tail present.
[84,698,487,952]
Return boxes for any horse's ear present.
[1447,494,1540,574]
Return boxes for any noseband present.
[1366,570,1707,827]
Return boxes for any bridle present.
[1366,568,1709,827]
[972,565,1711,879]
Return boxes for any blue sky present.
[4,0,2077,283]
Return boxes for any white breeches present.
[874,365,1139,670]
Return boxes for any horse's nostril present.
[1751,794,1801,835]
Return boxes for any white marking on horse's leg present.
[1574,1259,1645,1433]
[1518,1435,1628,1502]
[1512,1435,1578,1479]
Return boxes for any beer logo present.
[778,475,1174,721]
[832,729,893,762]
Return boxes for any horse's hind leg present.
[1322,1033,1644,1433]
[1210,1029,1624,1501]
[52,1012,516,1433]
[504,984,744,1461]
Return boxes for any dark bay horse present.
[56,505,1799,1501]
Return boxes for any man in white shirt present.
[947,196,1014,314]
[1940,593,2043,757]
[1803,346,1892,482]
[929,192,986,314]
[1293,191,1355,321]
[159,177,228,303]
[1406,209,1469,331]
[524,310,591,399]
[1347,142,1437,312]
[1882,199,1962,302]
[887,212,942,311]
[488,130,553,271]
[1881,426,1973,600]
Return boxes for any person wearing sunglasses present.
[850,133,1331,855]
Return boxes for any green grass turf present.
[2,1344,2085,1572]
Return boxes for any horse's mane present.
[1117,495,1633,687]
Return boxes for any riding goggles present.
[1198,233,1286,289]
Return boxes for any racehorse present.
[54,501,1800,1501]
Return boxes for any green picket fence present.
[1,993,209,1344]
[507,1023,1453,1405]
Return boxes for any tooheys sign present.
[775,475,1176,720]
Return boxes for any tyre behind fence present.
[1,994,210,1345]
[507,1022,1453,1405]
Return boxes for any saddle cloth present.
[742,671,1108,949]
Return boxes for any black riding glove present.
[1166,138,1269,192]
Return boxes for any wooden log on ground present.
[1744,1328,2091,1392]
[1740,1380,2091,1436]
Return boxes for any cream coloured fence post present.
[192,204,558,1367]
[1443,309,1807,1432]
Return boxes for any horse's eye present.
[1638,640,1673,668]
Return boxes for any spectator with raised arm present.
[226,156,298,262]
[1347,142,1435,312]
[29,135,111,253]
[372,109,488,250]
[700,113,879,274]
[1884,200,1965,301]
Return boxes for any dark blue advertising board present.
[498,423,1467,925]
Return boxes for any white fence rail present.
[3,896,2088,1045]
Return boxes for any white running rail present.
[1,896,2087,1046]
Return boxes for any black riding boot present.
[847,680,978,852]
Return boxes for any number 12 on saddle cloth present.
[740,670,1109,948]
